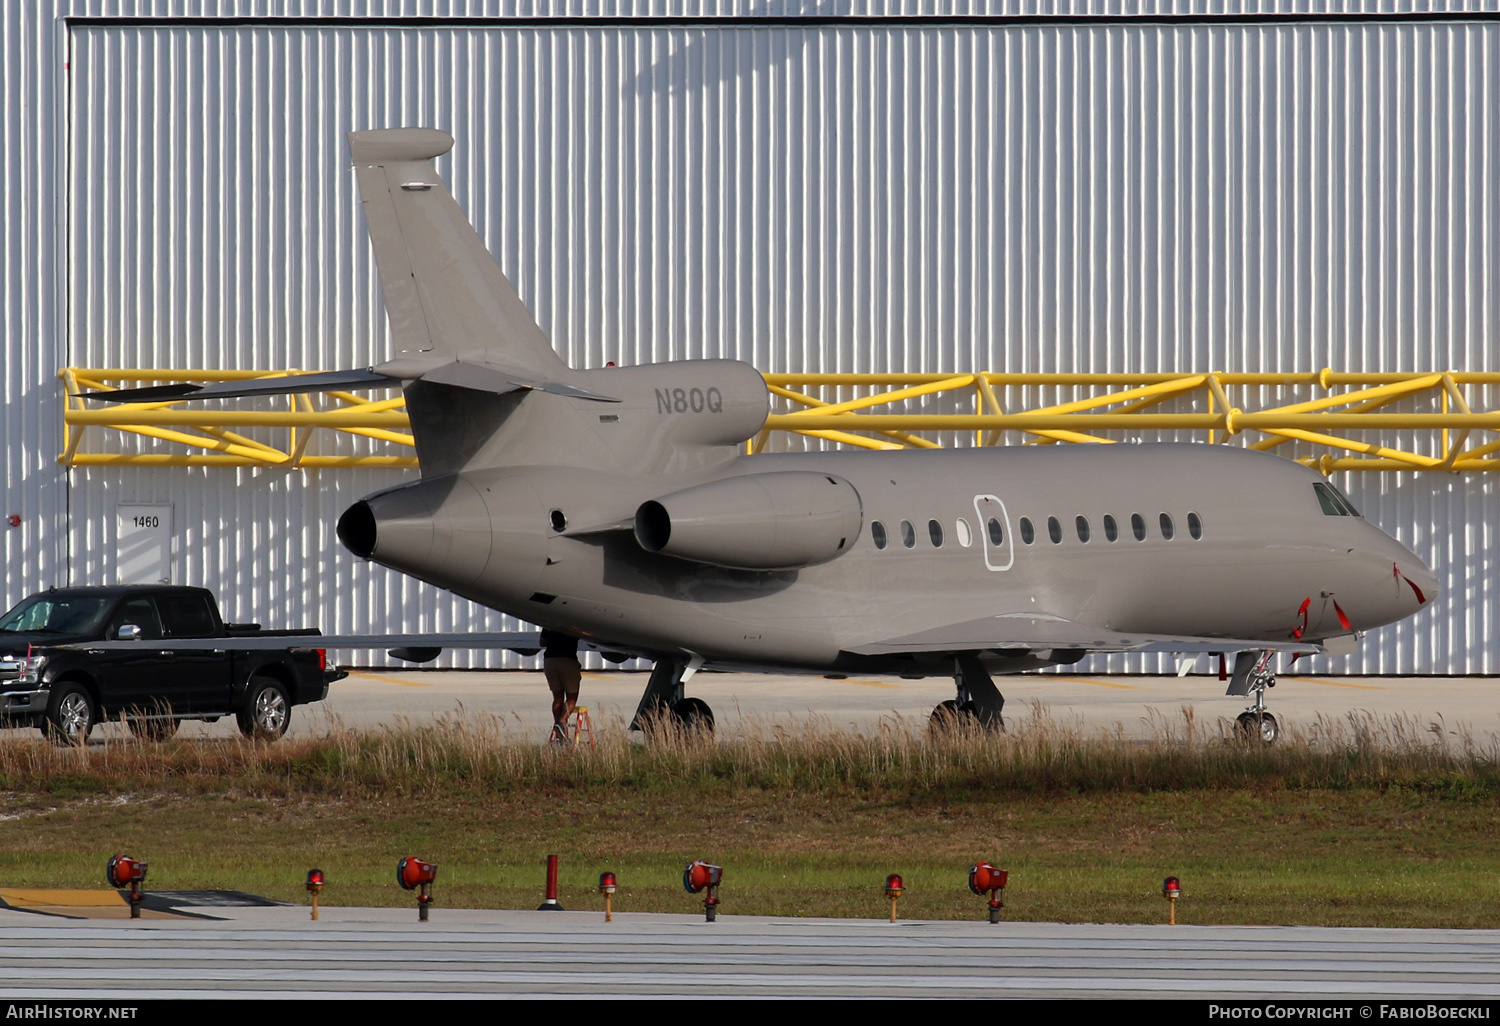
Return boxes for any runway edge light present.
[1163,876,1182,925]
[598,871,617,922]
[683,860,723,922]
[306,868,325,921]
[106,854,148,919]
[884,874,904,923]
[397,856,438,922]
[968,862,1008,924]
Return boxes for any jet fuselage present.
[343,440,1437,674]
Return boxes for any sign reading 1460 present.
[131,515,161,529]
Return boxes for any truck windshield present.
[0,595,111,635]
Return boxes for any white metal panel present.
[3,3,1497,676]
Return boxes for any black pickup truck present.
[0,585,346,743]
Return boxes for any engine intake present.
[634,471,862,570]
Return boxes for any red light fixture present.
[5,515,19,528]
[968,861,1008,923]
[884,874,905,923]
[683,860,723,922]
[397,856,438,921]
[598,871,618,922]
[306,868,325,921]
[106,854,148,919]
[1162,876,1182,924]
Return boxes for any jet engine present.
[634,471,863,570]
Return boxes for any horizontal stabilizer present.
[78,360,618,405]
[419,360,619,403]
[79,369,399,404]
[848,613,1322,658]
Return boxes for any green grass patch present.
[0,707,1497,927]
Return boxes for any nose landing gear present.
[1227,650,1279,744]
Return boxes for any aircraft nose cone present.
[1395,558,1441,607]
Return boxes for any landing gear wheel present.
[670,697,715,736]
[238,678,290,740]
[929,699,980,734]
[1235,711,1280,744]
[127,717,180,742]
[44,684,96,746]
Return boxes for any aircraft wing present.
[846,613,1322,657]
[58,632,546,653]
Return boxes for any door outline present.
[973,494,1015,571]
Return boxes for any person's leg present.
[544,660,568,736]
[561,659,582,721]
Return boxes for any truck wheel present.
[238,677,290,740]
[127,717,180,742]
[44,684,96,746]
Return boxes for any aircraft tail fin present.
[347,128,569,381]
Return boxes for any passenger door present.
[972,494,1015,571]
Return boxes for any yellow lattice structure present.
[758,370,1500,473]
[59,367,1500,473]
[59,368,417,469]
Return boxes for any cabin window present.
[872,521,887,549]
[928,519,945,547]
[987,517,1004,546]
[954,518,973,548]
[1187,511,1203,539]
[900,520,916,548]
[1131,513,1147,541]
[1075,516,1091,543]
[1019,517,1035,544]
[1047,516,1063,544]
[1159,513,1175,540]
[1103,514,1118,542]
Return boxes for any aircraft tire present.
[929,700,981,735]
[1235,711,1279,744]
[670,697,715,736]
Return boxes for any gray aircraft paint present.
[304,128,1440,681]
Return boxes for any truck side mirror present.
[116,624,142,641]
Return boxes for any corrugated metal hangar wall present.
[2,2,1497,673]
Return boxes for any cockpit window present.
[1313,482,1359,517]
[1331,483,1361,517]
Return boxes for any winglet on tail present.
[348,127,569,381]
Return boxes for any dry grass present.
[2,702,1497,800]
[2,707,1498,924]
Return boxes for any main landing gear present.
[929,654,1006,733]
[631,656,715,736]
[1227,650,1279,744]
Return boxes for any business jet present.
[87,128,1440,743]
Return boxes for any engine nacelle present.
[634,471,863,570]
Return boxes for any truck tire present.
[44,683,96,746]
[238,677,290,740]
